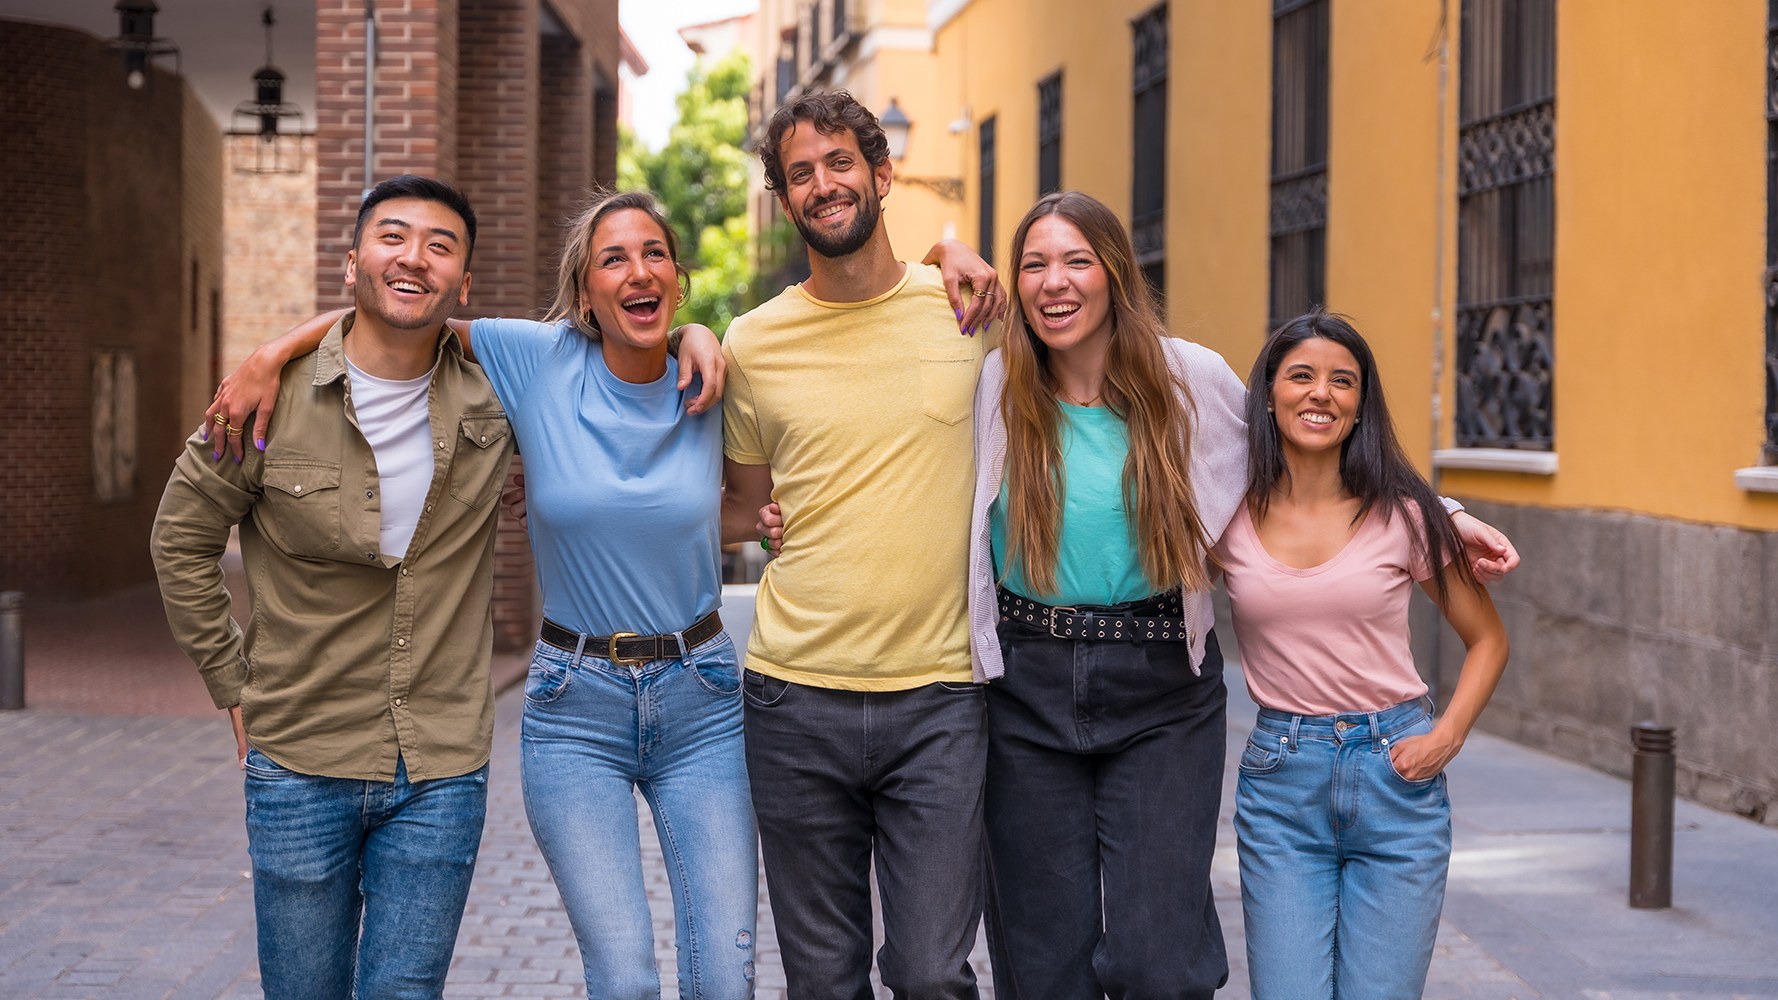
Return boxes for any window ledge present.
[1432,448,1558,475]
[1734,466,1778,493]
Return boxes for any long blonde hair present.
[1000,190,1212,596]
[543,190,690,340]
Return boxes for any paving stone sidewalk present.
[3,584,1772,998]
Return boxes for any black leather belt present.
[539,610,723,664]
[997,588,1192,643]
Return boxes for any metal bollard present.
[0,591,22,710]
[1628,721,1675,909]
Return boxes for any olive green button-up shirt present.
[151,316,514,781]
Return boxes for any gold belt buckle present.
[607,632,646,664]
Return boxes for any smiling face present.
[344,196,472,332]
[1269,336,1363,458]
[1015,215,1113,362]
[776,122,889,260]
[579,207,679,377]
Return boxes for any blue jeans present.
[242,749,487,1000]
[984,610,1228,1000]
[1236,699,1451,1000]
[743,671,986,1000]
[521,631,757,1000]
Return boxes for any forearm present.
[1431,633,1508,745]
[268,309,347,364]
[149,444,258,707]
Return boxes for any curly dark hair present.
[759,90,890,194]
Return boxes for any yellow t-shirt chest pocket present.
[917,344,977,426]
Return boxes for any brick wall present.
[315,0,461,309]
[310,0,617,649]
[222,134,318,375]
[0,20,215,598]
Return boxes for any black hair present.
[758,90,891,194]
[352,174,478,264]
[1245,309,1476,604]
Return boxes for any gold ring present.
[213,413,229,425]
[971,287,988,298]
[225,424,244,436]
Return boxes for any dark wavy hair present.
[1245,309,1476,603]
[759,90,891,194]
[353,174,477,264]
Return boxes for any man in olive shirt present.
[151,175,512,999]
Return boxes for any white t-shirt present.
[346,357,435,559]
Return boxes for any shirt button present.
[393,697,405,707]
[480,435,488,444]
[367,551,376,561]
[436,439,446,449]
[396,637,407,647]
[425,503,434,513]
[292,484,303,494]
[401,567,411,577]
[366,490,374,499]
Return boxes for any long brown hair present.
[1000,190,1212,596]
[543,189,690,341]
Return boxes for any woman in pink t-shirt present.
[1214,310,1509,1000]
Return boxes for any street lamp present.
[878,97,964,201]
[111,0,180,91]
[232,7,306,173]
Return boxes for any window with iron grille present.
[775,32,795,104]
[1268,0,1328,334]
[1455,0,1555,450]
[1038,72,1062,196]
[979,115,997,266]
[1132,4,1168,305]
[1765,0,1778,462]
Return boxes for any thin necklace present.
[1056,384,1101,407]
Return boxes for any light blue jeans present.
[242,750,487,1000]
[521,631,757,1000]
[1235,699,1451,1000]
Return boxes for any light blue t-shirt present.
[470,317,721,636]
[990,403,1151,606]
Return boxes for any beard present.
[794,187,881,259]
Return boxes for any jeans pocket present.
[524,652,573,706]
[689,633,742,696]
[936,680,981,693]
[243,747,293,779]
[1384,715,1441,786]
[742,669,790,708]
[1238,732,1288,775]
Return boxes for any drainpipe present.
[363,0,378,198]
[1427,0,1451,701]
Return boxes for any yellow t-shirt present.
[722,263,985,690]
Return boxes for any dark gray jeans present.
[743,671,987,1000]
[983,608,1229,1000]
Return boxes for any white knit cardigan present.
[966,337,1251,681]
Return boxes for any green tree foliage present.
[620,51,754,336]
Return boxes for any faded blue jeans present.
[242,749,487,1000]
[1236,698,1452,1000]
[521,631,757,1000]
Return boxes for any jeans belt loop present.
[672,629,689,660]
[570,631,589,672]
[1286,713,1301,753]
[1368,710,1383,752]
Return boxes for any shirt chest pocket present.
[448,415,512,509]
[918,345,978,426]
[260,462,343,558]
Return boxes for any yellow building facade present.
[748,0,1778,824]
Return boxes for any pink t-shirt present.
[1215,501,1442,716]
